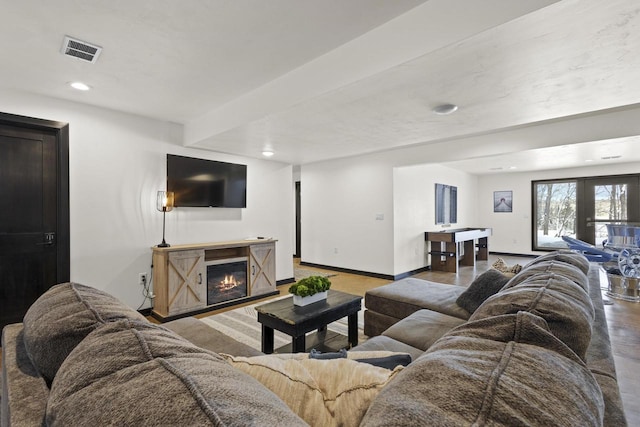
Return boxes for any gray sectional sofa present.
[1,251,626,426]
[360,251,626,426]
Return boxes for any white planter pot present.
[293,291,328,307]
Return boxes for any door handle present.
[252,265,255,276]
[198,273,203,284]
[37,232,55,245]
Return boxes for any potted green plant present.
[288,275,331,306]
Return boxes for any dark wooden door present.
[0,114,69,331]
[295,181,301,258]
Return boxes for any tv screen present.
[167,154,247,208]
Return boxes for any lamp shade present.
[157,191,174,212]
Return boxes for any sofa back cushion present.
[22,282,146,384]
[472,260,594,360]
[523,249,591,274]
[47,319,305,426]
[361,312,604,427]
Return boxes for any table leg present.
[477,237,489,260]
[292,335,306,353]
[460,240,475,266]
[348,312,358,348]
[262,325,274,354]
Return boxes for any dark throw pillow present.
[455,269,510,313]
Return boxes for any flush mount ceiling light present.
[432,103,458,115]
[262,150,274,157]
[69,81,91,91]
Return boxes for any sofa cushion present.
[47,319,305,426]
[22,282,146,384]
[505,260,589,293]
[382,309,465,351]
[365,278,470,321]
[361,311,604,427]
[455,269,511,313]
[523,250,591,274]
[472,268,594,360]
[223,352,404,427]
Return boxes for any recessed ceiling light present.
[585,159,594,162]
[69,81,91,91]
[432,103,458,115]
[508,166,517,170]
[262,150,274,157]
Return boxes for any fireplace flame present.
[219,275,238,290]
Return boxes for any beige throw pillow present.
[223,352,404,427]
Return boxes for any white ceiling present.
[2,0,640,172]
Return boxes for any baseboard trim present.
[137,307,153,316]
[300,261,394,280]
[299,262,431,281]
[300,252,534,282]
[277,277,295,286]
[392,266,431,281]
[490,251,537,259]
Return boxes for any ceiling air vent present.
[60,36,102,63]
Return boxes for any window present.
[533,180,577,250]
[532,174,640,251]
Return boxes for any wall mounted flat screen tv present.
[167,154,247,208]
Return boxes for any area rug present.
[200,296,366,352]
[294,268,337,281]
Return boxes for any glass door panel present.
[533,180,577,250]
[580,177,640,246]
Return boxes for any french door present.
[533,174,640,250]
[580,176,640,246]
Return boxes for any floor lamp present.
[157,191,174,247]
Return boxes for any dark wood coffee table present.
[255,290,362,354]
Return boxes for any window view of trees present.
[533,177,635,251]
[535,181,577,249]
[593,184,627,245]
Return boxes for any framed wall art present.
[493,190,513,213]
[435,183,457,224]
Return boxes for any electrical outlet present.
[139,272,148,287]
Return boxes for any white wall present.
[477,161,640,254]
[300,141,640,277]
[393,164,478,274]
[0,88,294,310]
[301,150,479,277]
[301,154,395,275]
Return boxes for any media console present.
[151,239,277,321]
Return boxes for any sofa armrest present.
[2,324,50,427]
